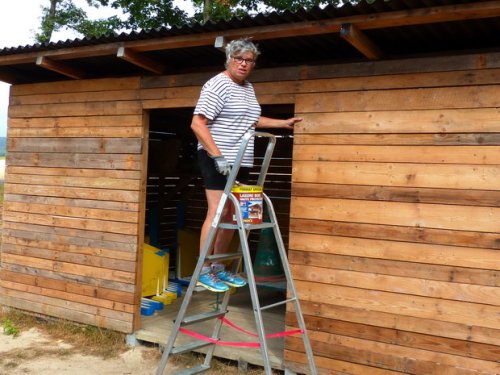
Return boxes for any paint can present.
[231,184,263,224]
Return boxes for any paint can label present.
[231,185,263,224]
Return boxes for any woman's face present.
[226,51,256,84]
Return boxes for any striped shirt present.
[194,72,261,167]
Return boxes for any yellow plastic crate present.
[142,244,169,298]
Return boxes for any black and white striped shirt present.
[194,72,261,167]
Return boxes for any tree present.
[36,0,124,43]
[95,0,190,29]
[36,0,351,43]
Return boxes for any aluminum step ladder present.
[155,132,317,375]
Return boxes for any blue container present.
[141,298,164,316]
[167,281,182,297]
[140,303,155,316]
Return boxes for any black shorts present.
[197,149,250,190]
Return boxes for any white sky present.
[0,0,193,138]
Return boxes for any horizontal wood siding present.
[287,61,500,373]
[1,52,499,373]
[0,77,144,333]
[0,73,298,334]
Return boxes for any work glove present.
[212,155,231,176]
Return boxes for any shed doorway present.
[137,104,295,369]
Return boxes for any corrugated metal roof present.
[0,0,494,55]
[0,0,498,84]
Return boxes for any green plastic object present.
[253,227,284,279]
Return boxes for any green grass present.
[2,319,20,337]
[0,308,129,359]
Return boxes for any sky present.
[0,0,117,137]
[0,0,193,138]
[0,1,48,137]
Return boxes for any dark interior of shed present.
[144,104,295,291]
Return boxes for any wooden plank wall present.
[0,77,146,333]
[0,65,296,334]
[285,56,500,373]
[0,70,297,334]
[1,52,498,375]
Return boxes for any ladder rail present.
[156,131,317,375]
[155,189,227,374]
[156,131,259,375]
[230,192,274,373]
[202,193,250,367]
[254,132,276,187]
[263,193,318,374]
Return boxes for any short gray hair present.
[225,38,260,68]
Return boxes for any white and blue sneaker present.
[197,272,230,293]
[216,271,247,288]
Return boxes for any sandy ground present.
[0,327,167,375]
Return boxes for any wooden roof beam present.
[36,56,85,79]
[340,23,384,60]
[0,71,18,84]
[117,46,165,74]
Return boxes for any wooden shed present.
[0,0,499,373]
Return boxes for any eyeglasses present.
[232,56,256,65]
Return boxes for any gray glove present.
[212,155,231,176]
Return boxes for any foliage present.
[2,319,20,337]
[94,0,190,29]
[36,0,123,43]
[35,0,364,43]
[36,0,194,43]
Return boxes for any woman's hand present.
[282,117,302,129]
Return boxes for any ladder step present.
[218,222,275,230]
[174,364,211,375]
[194,285,209,293]
[247,222,276,230]
[206,252,242,262]
[181,310,227,326]
[260,297,296,311]
[171,340,213,355]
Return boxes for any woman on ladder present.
[191,37,302,292]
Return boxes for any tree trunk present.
[43,0,59,43]
[203,0,212,23]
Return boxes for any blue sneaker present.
[216,271,247,288]
[197,272,230,293]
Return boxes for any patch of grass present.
[1,319,19,337]
[0,308,128,359]
[0,308,38,336]
[47,319,129,359]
